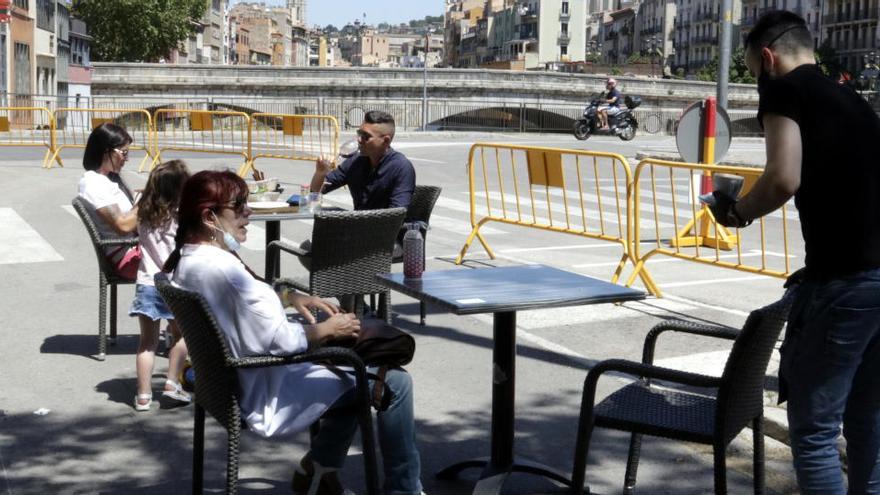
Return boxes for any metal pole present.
[422,33,428,131]
[717,0,733,109]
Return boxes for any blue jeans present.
[310,367,422,495]
[781,268,880,494]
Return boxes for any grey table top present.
[376,264,646,316]
[249,206,345,222]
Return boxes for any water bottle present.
[403,222,426,279]
[299,184,310,210]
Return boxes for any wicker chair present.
[71,197,138,360]
[268,208,406,321]
[388,185,442,326]
[570,296,791,495]
[154,274,381,495]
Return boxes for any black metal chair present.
[570,296,791,495]
[268,208,406,321]
[155,274,381,495]
[71,196,138,360]
[389,185,442,326]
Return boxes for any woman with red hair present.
[165,170,423,495]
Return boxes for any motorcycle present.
[573,94,641,141]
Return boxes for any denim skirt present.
[129,284,174,321]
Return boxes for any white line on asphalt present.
[427,214,508,235]
[662,294,751,317]
[571,249,795,268]
[407,156,446,164]
[0,208,63,264]
[657,275,775,288]
[0,443,11,495]
[498,243,621,254]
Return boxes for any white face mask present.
[207,212,242,252]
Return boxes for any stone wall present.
[92,63,760,109]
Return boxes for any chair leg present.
[97,274,107,360]
[378,291,391,323]
[622,433,643,494]
[713,441,728,495]
[357,388,381,495]
[753,415,765,494]
[110,283,118,341]
[419,301,426,326]
[369,294,376,314]
[570,416,596,494]
[226,425,241,495]
[193,404,205,494]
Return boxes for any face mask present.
[756,66,771,95]
[207,212,242,252]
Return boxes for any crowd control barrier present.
[0,107,58,168]
[49,108,155,171]
[151,108,251,173]
[455,143,659,295]
[627,158,797,296]
[245,113,339,176]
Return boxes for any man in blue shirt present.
[309,110,415,210]
[299,111,415,276]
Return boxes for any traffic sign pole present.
[672,97,739,250]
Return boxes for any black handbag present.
[326,319,415,411]
[327,318,415,368]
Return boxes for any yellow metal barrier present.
[0,107,58,168]
[48,108,155,171]
[455,142,659,295]
[152,108,251,173]
[245,113,339,177]
[627,158,797,296]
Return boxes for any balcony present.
[558,32,571,44]
[824,8,880,25]
[559,8,570,20]
[519,7,538,21]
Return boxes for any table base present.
[436,456,579,494]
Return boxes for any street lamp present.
[586,40,602,73]
[642,35,659,78]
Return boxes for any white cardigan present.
[172,243,353,437]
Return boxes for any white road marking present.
[572,249,795,268]
[657,275,776,288]
[407,156,446,164]
[0,208,63,264]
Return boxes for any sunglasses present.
[113,148,130,158]
[219,198,248,214]
[356,130,382,141]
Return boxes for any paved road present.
[0,133,800,494]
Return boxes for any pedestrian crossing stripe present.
[0,208,63,264]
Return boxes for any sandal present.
[291,454,354,495]
[134,392,152,412]
[160,379,191,405]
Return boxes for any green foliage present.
[694,47,756,84]
[610,66,623,76]
[627,53,647,64]
[72,0,207,62]
[408,15,443,28]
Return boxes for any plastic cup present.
[308,192,322,213]
[712,173,744,199]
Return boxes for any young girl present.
[130,160,191,411]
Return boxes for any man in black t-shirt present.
[598,78,622,129]
[709,11,880,493]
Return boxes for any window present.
[37,0,54,32]
[561,22,568,34]
[561,45,568,56]
[562,1,569,13]
[13,0,28,9]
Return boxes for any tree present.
[72,0,207,62]
[816,41,844,78]
[694,47,756,84]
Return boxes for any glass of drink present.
[308,192,322,213]
[337,139,359,165]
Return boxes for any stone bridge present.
[90,63,762,134]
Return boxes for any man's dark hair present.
[744,11,812,55]
[364,110,396,138]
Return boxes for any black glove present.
[707,190,752,228]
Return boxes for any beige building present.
[636,0,676,73]
[818,0,879,73]
[351,29,389,66]
[673,0,742,72]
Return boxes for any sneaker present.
[291,454,354,495]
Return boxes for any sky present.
[233,1,444,28]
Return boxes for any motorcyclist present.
[597,78,621,130]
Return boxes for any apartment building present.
[350,29,389,66]
[672,0,742,71]
[445,0,586,69]
[820,0,879,72]
[636,0,676,72]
